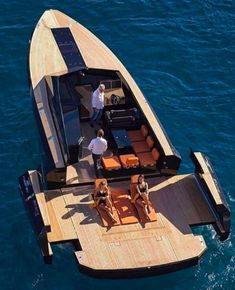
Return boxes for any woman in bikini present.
[94,181,116,223]
[132,174,151,216]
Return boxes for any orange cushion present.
[146,135,154,149]
[137,152,157,167]
[151,148,160,161]
[102,156,121,170]
[112,189,139,224]
[127,130,144,142]
[119,154,139,168]
[126,156,139,167]
[140,124,148,138]
[132,141,149,154]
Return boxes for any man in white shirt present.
[88,129,107,176]
[90,84,105,127]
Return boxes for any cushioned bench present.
[101,156,122,171]
[132,135,154,154]
[105,108,139,128]
[93,179,139,225]
[127,124,148,142]
[137,148,160,169]
[119,154,139,168]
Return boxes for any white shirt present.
[92,88,105,109]
[88,137,107,155]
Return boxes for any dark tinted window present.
[112,80,121,88]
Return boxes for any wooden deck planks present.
[46,190,77,243]
[202,173,223,205]
[148,175,211,261]
[61,187,107,269]
[30,11,67,89]
[149,175,214,226]
[61,184,177,269]
[35,192,50,229]
[43,174,214,270]
[177,174,214,224]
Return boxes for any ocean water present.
[0,0,234,289]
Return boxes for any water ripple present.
[0,1,235,290]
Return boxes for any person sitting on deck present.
[131,174,151,217]
[94,181,116,223]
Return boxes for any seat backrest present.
[146,135,154,149]
[94,178,107,189]
[131,174,140,184]
[130,183,138,199]
[140,125,148,138]
[110,108,137,118]
[110,109,127,118]
[151,148,160,161]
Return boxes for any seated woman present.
[94,181,116,223]
[132,174,151,216]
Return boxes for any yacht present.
[19,10,230,278]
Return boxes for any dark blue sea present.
[0,0,234,289]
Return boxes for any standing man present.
[90,84,105,127]
[88,129,107,176]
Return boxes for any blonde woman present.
[94,181,116,223]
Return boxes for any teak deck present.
[37,174,214,276]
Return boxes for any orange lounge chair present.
[137,148,160,168]
[93,178,121,227]
[111,189,139,224]
[130,175,157,223]
[119,154,139,168]
[127,124,148,142]
[101,156,121,171]
[94,178,107,189]
[96,206,121,227]
[132,135,154,154]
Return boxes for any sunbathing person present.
[132,174,151,216]
[94,181,116,223]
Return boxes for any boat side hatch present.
[18,170,53,262]
[63,109,84,164]
[191,151,230,240]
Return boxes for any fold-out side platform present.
[35,174,215,277]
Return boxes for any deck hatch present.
[51,28,86,71]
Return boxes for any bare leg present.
[99,204,116,222]
[136,199,148,217]
[105,197,114,214]
[141,193,151,213]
